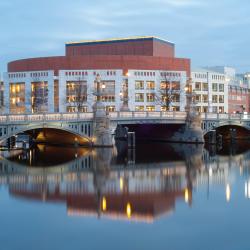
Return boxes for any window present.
[212,106,218,113]
[196,106,201,112]
[146,106,155,111]
[172,94,180,102]
[219,95,224,103]
[218,107,224,113]
[146,81,155,90]
[135,81,144,90]
[202,82,208,91]
[101,96,115,102]
[219,84,224,92]
[202,95,208,103]
[212,95,218,103]
[9,83,26,114]
[172,106,180,111]
[31,81,49,113]
[135,93,144,102]
[212,83,218,91]
[99,81,115,103]
[160,81,170,89]
[135,106,144,111]
[66,81,88,110]
[195,95,201,102]
[106,106,115,112]
[172,81,180,90]
[203,106,208,113]
[195,82,201,91]
[146,93,155,102]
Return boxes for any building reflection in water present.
[0,142,250,223]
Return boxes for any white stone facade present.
[3,69,188,114]
[192,69,228,113]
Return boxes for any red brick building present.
[228,84,250,113]
[8,36,190,76]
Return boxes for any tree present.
[155,76,181,111]
[66,77,88,112]
[31,81,48,113]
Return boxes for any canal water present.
[0,142,250,250]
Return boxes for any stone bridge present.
[0,111,249,146]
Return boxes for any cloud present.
[0,0,250,72]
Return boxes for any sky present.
[1,0,250,75]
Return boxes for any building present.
[205,66,250,114]
[191,68,228,113]
[228,74,250,114]
[4,36,190,114]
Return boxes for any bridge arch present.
[0,123,93,146]
[203,122,250,140]
[203,120,250,135]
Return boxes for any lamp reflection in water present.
[184,188,189,203]
[226,184,231,202]
[102,197,107,211]
[126,203,132,219]
[245,181,250,199]
[120,177,124,191]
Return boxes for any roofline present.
[192,68,225,75]
[65,36,175,46]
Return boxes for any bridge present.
[0,111,249,146]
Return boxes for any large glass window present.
[10,83,25,114]
[54,80,59,112]
[66,80,87,112]
[101,80,115,103]
[31,81,48,113]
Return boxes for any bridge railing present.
[0,111,250,124]
[109,111,187,119]
[201,113,249,120]
[0,112,94,124]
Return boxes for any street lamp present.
[120,80,129,111]
[94,74,106,102]
[93,74,108,116]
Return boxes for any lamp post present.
[92,74,112,147]
[95,74,106,102]
[119,80,129,111]
[181,77,204,143]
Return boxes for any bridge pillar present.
[92,102,113,147]
[171,112,204,143]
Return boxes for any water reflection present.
[1,142,250,223]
